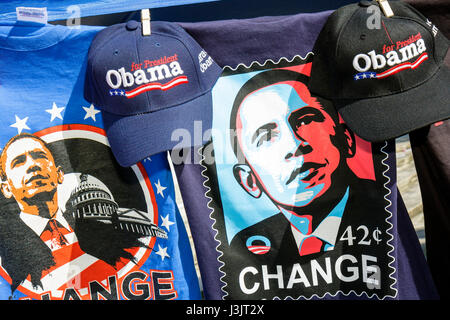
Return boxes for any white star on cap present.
[46,102,65,122]
[155,245,170,261]
[161,214,175,232]
[155,179,167,198]
[83,104,101,121]
[10,115,30,134]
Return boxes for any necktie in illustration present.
[41,219,69,250]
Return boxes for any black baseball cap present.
[309,0,450,142]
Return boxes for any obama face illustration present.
[230,69,356,234]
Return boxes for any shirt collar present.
[292,215,342,248]
[20,208,71,236]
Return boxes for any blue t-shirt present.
[0,0,216,22]
[0,21,201,300]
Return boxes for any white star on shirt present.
[161,214,175,231]
[83,104,101,121]
[46,102,65,122]
[10,115,30,134]
[155,179,167,198]
[155,245,170,261]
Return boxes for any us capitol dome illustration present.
[66,173,167,239]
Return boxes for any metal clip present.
[141,9,151,36]
[376,0,394,18]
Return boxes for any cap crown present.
[85,21,221,116]
[309,1,449,100]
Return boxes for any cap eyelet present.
[114,49,119,55]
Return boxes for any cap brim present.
[102,92,213,167]
[334,66,450,142]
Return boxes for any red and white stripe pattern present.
[376,52,428,79]
[247,245,271,255]
[21,225,148,299]
[109,75,188,99]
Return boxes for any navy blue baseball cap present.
[85,20,222,167]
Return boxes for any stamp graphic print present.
[201,56,397,299]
